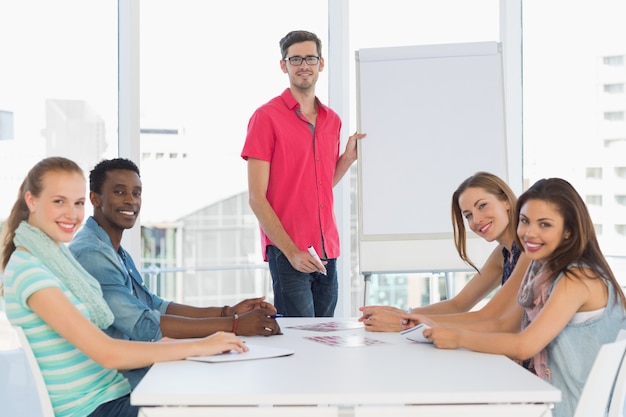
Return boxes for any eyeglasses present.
[284,56,320,66]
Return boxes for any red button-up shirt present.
[241,88,342,261]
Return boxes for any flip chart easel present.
[356,41,516,299]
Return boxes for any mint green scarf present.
[14,221,114,329]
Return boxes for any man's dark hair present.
[279,30,322,60]
[89,158,140,193]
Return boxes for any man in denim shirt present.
[70,158,281,388]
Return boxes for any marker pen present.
[307,246,327,275]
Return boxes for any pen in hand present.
[402,307,412,326]
[265,314,283,334]
[307,246,327,275]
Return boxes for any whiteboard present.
[356,42,512,273]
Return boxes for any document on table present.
[305,334,387,347]
[186,344,294,363]
[287,321,364,332]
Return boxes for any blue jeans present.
[88,395,139,417]
[266,245,337,317]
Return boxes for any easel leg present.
[362,273,371,306]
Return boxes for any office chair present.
[12,326,55,417]
[574,336,626,417]
[608,329,626,417]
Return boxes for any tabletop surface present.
[131,317,561,407]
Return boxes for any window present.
[0,110,14,140]
[604,55,625,66]
[594,224,603,235]
[604,83,625,94]
[0,0,118,222]
[616,225,626,236]
[616,195,626,206]
[604,111,625,121]
[605,138,626,148]
[586,195,603,205]
[586,167,603,179]
[138,0,332,309]
[139,0,503,314]
[2,0,625,315]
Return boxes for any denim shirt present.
[69,217,171,388]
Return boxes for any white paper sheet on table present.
[186,344,294,363]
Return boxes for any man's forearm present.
[250,198,299,258]
[166,302,223,318]
[160,315,234,338]
[333,153,354,186]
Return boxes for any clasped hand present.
[230,296,277,316]
[237,308,282,336]
[226,297,281,336]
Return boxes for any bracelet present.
[231,313,239,334]
[220,305,229,317]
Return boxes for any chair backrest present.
[574,337,626,417]
[12,326,55,417]
[608,329,626,417]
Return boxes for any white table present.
[132,318,560,416]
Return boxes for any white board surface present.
[356,42,510,273]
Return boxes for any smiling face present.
[517,198,569,262]
[25,170,86,245]
[280,40,324,92]
[458,186,512,244]
[91,168,142,238]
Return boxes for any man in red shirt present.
[241,30,365,317]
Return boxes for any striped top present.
[3,250,131,417]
